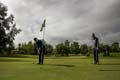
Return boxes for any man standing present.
[92,33,99,64]
[34,37,46,64]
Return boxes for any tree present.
[102,45,111,56]
[56,43,65,56]
[0,2,21,54]
[64,40,70,56]
[88,46,92,54]
[99,43,105,53]
[20,41,34,54]
[80,44,88,55]
[111,42,119,52]
[70,42,80,55]
[27,41,34,54]
[45,44,53,55]
[18,43,22,50]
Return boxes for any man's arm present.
[37,48,41,54]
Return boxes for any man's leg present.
[41,49,45,64]
[96,50,99,64]
[93,49,97,64]
[39,50,42,64]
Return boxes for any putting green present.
[0,54,120,80]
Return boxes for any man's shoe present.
[37,62,41,64]
[96,62,100,65]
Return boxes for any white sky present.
[1,0,120,46]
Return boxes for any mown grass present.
[0,53,120,80]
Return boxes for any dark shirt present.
[94,37,99,48]
[36,40,45,49]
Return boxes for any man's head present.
[92,33,96,40]
[34,37,38,42]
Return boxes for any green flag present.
[40,19,46,32]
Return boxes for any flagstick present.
[43,26,46,41]
[41,21,46,65]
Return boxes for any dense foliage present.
[0,2,21,55]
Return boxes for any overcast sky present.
[1,0,120,46]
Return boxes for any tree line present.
[13,40,120,57]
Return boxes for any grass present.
[0,53,120,80]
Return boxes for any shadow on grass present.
[54,64,75,67]
[99,63,120,65]
[40,64,75,68]
[37,64,75,67]
[99,69,120,71]
[0,59,30,62]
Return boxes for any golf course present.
[0,0,120,80]
[0,53,120,80]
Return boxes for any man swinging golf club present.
[34,37,46,64]
[33,19,46,64]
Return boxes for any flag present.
[40,19,46,32]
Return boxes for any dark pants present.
[93,48,99,64]
[39,49,45,64]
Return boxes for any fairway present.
[0,54,120,80]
